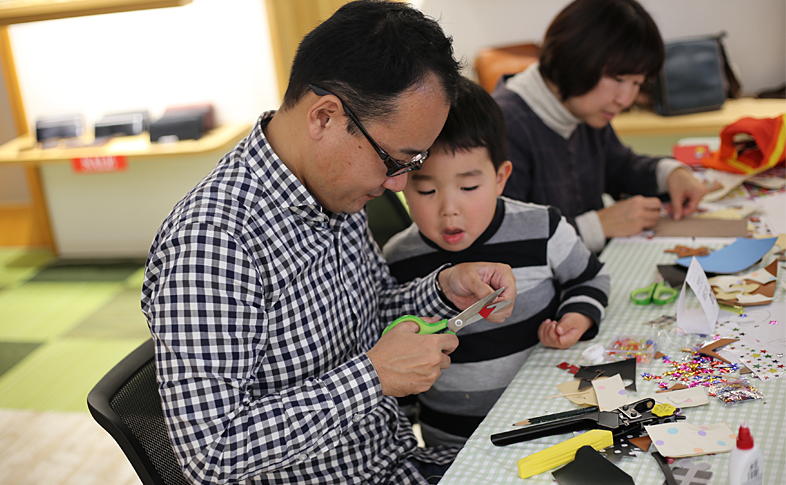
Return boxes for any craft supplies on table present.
[605,335,658,364]
[516,429,613,479]
[438,238,784,485]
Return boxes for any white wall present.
[419,0,786,97]
[6,0,784,141]
[9,0,280,134]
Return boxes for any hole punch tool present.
[490,398,685,447]
[382,287,510,335]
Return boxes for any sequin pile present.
[641,346,741,390]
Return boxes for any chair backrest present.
[366,189,412,249]
[87,339,189,485]
[474,43,541,93]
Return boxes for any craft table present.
[439,237,785,484]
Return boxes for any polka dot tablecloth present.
[440,237,785,484]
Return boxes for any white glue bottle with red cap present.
[728,423,763,485]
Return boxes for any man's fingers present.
[439,333,459,355]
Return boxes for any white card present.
[653,387,709,408]
[646,422,735,458]
[592,373,628,411]
[677,257,719,335]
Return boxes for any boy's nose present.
[440,200,459,217]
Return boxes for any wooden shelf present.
[612,98,786,136]
[0,0,191,25]
[0,122,251,165]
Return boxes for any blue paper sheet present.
[675,237,777,274]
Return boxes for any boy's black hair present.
[282,0,461,134]
[539,0,664,100]
[433,77,508,170]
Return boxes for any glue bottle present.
[727,423,763,485]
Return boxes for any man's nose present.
[383,172,408,192]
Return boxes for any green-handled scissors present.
[630,279,678,305]
[382,287,510,336]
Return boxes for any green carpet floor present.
[0,248,150,412]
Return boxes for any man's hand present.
[597,195,661,238]
[538,313,593,349]
[664,167,708,220]
[437,262,516,322]
[367,319,458,397]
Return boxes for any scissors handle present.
[382,315,450,336]
[630,282,677,305]
[630,283,656,305]
[651,283,677,305]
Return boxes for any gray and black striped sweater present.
[383,197,610,447]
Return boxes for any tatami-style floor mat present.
[0,249,149,413]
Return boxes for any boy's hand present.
[367,318,458,397]
[538,313,593,349]
[437,262,516,323]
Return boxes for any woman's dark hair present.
[434,77,508,170]
[282,0,461,132]
[539,0,664,100]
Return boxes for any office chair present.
[366,189,412,248]
[87,339,189,485]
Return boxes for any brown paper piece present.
[697,338,739,364]
[556,378,599,406]
[665,245,711,257]
[655,383,690,393]
[628,436,652,452]
[653,218,748,237]
[712,260,778,307]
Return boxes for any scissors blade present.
[446,287,509,333]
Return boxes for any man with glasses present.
[141,2,515,484]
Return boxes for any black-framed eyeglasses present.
[308,84,427,177]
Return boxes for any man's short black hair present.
[539,0,664,100]
[282,0,460,132]
[433,77,508,170]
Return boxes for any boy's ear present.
[495,160,513,196]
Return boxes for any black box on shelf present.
[35,113,84,142]
[149,112,205,142]
[94,111,149,138]
[163,104,215,132]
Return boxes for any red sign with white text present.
[71,155,128,173]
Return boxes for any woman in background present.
[493,0,707,253]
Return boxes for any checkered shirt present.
[141,112,458,484]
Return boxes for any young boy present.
[383,78,610,447]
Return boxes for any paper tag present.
[677,257,719,334]
[592,374,628,411]
[646,422,735,458]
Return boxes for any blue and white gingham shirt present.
[141,112,458,484]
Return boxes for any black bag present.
[653,33,740,116]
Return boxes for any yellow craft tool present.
[516,429,613,479]
[718,303,744,315]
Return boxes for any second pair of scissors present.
[382,287,510,336]
[630,280,677,305]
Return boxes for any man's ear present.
[306,95,343,141]
[495,160,513,195]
